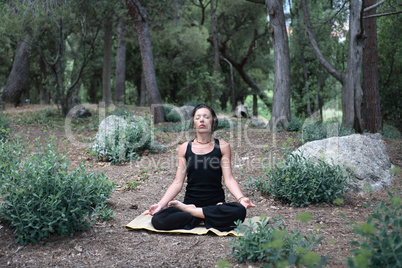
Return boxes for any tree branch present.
[301,0,343,82]
[363,10,402,18]
[245,0,265,5]
[363,0,386,13]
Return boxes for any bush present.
[286,116,305,132]
[0,142,115,245]
[258,153,351,207]
[380,123,401,139]
[298,120,353,143]
[0,113,10,141]
[231,216,328,267]
[92,114,165,165]
[348,192,401,268]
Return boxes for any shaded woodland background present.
[0,0,400,131]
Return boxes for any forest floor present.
[0,104,401,267]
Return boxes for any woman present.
[145,104,255,231]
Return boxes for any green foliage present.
[163,105,182,123]
[12,108,63,127]
[258,153,351,207]
[379,123,402,139]
[348,192,402,268]
[286,116,305,132]
[92,113,165,165]
[231,217,328,267]
[0,141,115,245]
[0,113,10,141]
[298,120,354,143]
[93,203,114,222]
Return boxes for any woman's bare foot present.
[168,200,205,219]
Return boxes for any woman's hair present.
[190,104,218,132]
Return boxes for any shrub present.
[216,117,235,131]
[348,192,401,268]
[92,114,164,165]
[380,123,401,139]
[258,153,351,207]
[231,216,328,267]
[298,120,353,143]
[0,113,10,141]
[286,116,305,132]
[0,143,115,245]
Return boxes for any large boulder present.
[234,104,251,118]
[293,133,394,194]
[92,115,130,156]
[167,105,194,120]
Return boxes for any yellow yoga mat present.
[125,213,268,237]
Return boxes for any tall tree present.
[102,17,113,106]
[115,18,127,104]
[301,0,365,132]
[126,0,164,123]
[246,0,291,128]
[210,0,220,106]
[1,38,30,107]
[363,0,382,132]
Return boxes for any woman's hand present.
[240,197,256,209]
[144,203,163,216]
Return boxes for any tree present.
[1,38,30,106]
[126,0,164,123]
[115,17,127,104]
[210,0,220,106]
[301,0,365,132]
[102,17,113,106]
[363,0,382,133]
[246,0,291,128]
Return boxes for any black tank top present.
[183,138,225,207]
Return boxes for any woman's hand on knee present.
[144,203,163,215]
[239,197,256,209]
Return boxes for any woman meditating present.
[145,104,255,232]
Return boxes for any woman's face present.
[193,108,213,132]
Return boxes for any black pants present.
[151,202,246,232]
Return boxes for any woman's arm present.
[220,140,255,209]
[144,142,188,215]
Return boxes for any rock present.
[234,104,251,118]
[168,105,194,120]
[250,118,266,128]
[293,134,394,194]
[72,107,92,118]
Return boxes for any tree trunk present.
[301,0,364,132]
[363,0,382,132]
[343,0,364,132]
[139,70,147,106]
[115,19,127,104]
[210,0,220,107]
[102,18,113,106]
[253,94,258,117]
[300,50,312,116]
[266,0,291,129]
[39,59,50,104]
[126,0,164,123]
[2,39,30,107]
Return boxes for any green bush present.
[0,142,115,245]
[348,192,401,268]
[258,153,351,207]
[0,113,10,141]
[231,216,328,267]
[92,114,165,165]
[286,116,305,132]
[298,120,353,143]
[380,123,401,139]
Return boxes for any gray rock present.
[72,107,92,118]
[234,104,251,118]
[168,105,194,120]
[250,118,267,128]
[293,134,394,194]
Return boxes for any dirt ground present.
[0,105,401,267]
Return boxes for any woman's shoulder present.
[217,139,230,152]
[177,141,190,156]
